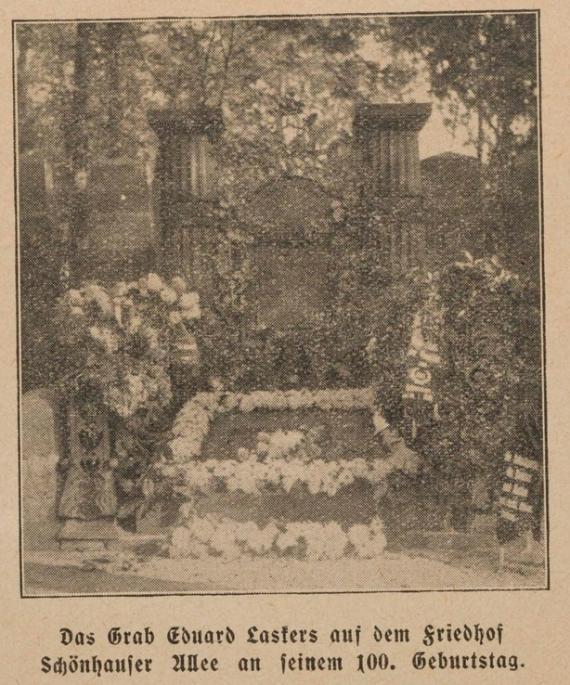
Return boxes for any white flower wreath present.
[165,387,400,498]
[169,514,387,561]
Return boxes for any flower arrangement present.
[56,273,202,527]
[169,511,387,561]
[165,436,396,498]
[57,273,201,419]
[168,387,376,463]
[162,387,410,499]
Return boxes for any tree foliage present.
[369,254,542,518]
[16,18,414,201]
[385,13,538,167]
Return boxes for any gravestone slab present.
[21,388,62,551]
[242,176,337,328]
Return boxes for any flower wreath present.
[163,387,415,498]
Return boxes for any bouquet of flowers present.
[58,273,201,419]
[56,273,202,526]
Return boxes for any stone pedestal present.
[57,519,121,551]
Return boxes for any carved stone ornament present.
[58,399,117,519]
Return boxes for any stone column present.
[353,103,431,278]
[353,102,431,199]
[148,108,223,279]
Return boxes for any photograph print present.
[16,10,546,595]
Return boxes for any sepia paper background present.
[1,0,569,682]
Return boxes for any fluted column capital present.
[353,102,432,134]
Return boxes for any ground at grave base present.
[23,532,545,595]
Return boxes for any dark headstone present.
[77,157,157,281]
[242,176,336,328]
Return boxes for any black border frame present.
[13,8,548,599]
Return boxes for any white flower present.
[169,310,182,325]
[147,272,164,292]
[369,459,392,483]
[141,478,155,498]
[89,325,119,353]
[210,526,240,559]
[128,315,142,333]
[348,524,371,550]
[182,304,201,320]
[336,469,354,490]
[160,287,178,304]
[256,441,269,457]
[189,516,216,543]
[239,395,256,412]
[286,522,306,538]
[307,464,324,490]
[89,326,101,340]
[84,284,114,317]
[264,430,304,459]
[285,390,304,410]
[312,390,333,410]
[257,523,279,554]
[171,276,187,294]
[350,458,368,478]
[303,524,329,560]
[370,516,384,535]
[371,530,387,556]
[187,540,210,558]
[219,393,240,412]
[365,336,378,356]
[265,391,289,410]
[276,530,300,552]
[184,463,211,491]
[67,288,84,306]
[282,474,298,493]
[141,325,159,350]
[323,523,348,560]
[159,464,179,479]
[323,477,338,497]
[372,410,389,433]
[113,281,128,297]
[235,521,259,543]
[179,503,195,520]
[179,292,201,319]
[169,437,196,461]
[209,377,224,391]
[237,447,251,462]
[180,292,200,309]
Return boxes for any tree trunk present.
[66,22,94,285]
[103,22,123,157]
[16,25,32,152]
